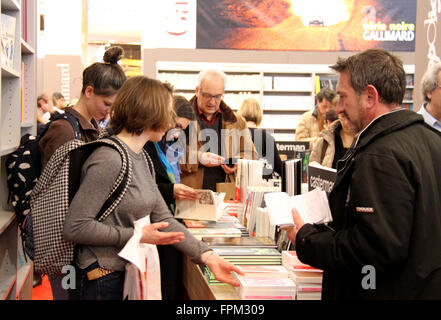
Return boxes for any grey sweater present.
[63,137,211,271]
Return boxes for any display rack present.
[403,64,415,111]
[157,62,337,142]
[157,61,415,141]
[0,0,36,300]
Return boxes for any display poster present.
[196,0,417,52]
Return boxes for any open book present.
[264,189,332,229]
[175,190,226,222]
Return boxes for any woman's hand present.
[200,152,225,167]
[174,184,199,201]
[202,251,244,287]
[221,163,237,175]
[141,222,185,245]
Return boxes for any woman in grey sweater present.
[63,76,243,300]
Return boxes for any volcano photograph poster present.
[196,0,417,51]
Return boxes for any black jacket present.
[143,141,184,300]
[296,109,441,300]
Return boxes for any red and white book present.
[297,283,322,293]
[291,265,323,273]
[288,270,323,284]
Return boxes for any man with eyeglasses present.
[418,63,441,132]
[180,69,257,192]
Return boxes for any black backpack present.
[6,112,81,259]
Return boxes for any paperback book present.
[175,190,225,221]
[308,161,337,197]
[264,188,333,229]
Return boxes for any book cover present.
[237,276,296,289]
[236,265,289,278]
[308,161,337,197]
[1,13,16,68]
[175,190,225,221]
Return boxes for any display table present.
[182,254,240,300]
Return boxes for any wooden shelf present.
[0,0,36,301]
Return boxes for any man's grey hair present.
[422,63,441,102]
[197,69,227,91]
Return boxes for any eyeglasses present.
[200,91,223,101]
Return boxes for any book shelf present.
[403,65,415,111]
[157,62,337,142]
[157,61,416,141]
[0,0,36,300]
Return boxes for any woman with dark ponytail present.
[37,46,127,300]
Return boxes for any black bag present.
[6,113,81,260]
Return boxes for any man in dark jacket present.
[288,49,441,299]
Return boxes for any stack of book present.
[241,186,279,237]
[187,227,242,240]
[223,200,244,218]
[235,159,265,202]
[282,251,323,300]
[184,217,249,238]
[210,247,282,266]
[202,236,276,249]
[204,265,289,284]
[233,273,297,300]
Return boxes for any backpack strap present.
[53,112,82,140]
[66,137,132,223]
[95,137,131,221]
[39,112,82,140]
[142,148,155,177]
